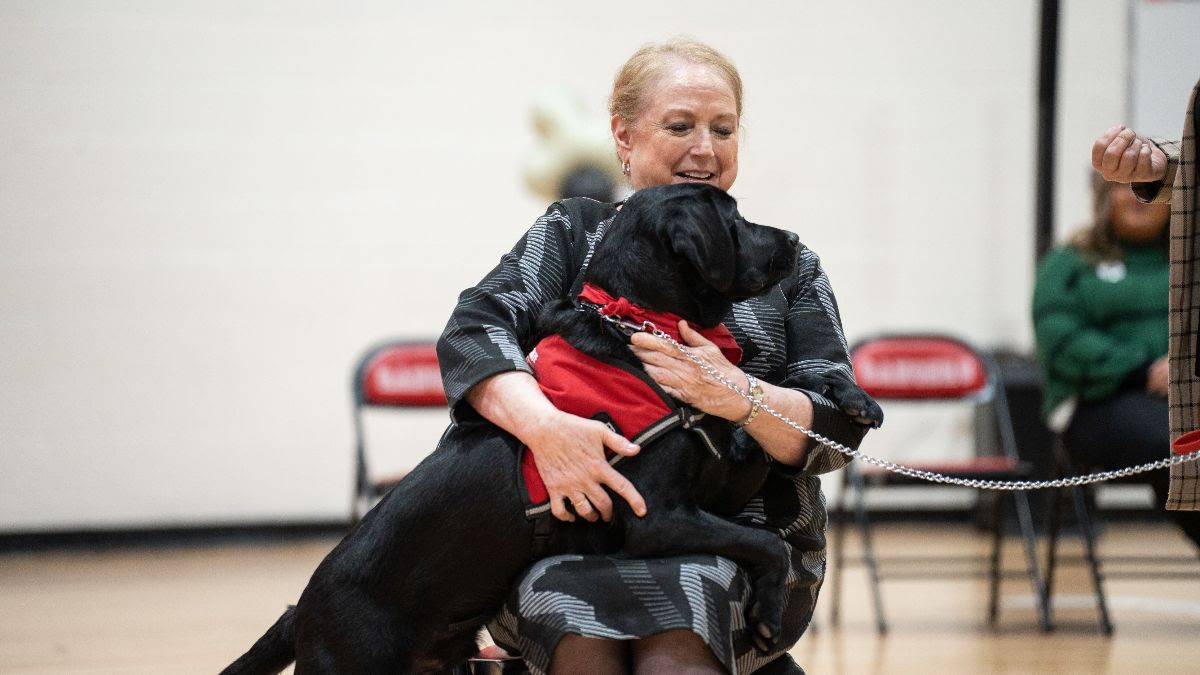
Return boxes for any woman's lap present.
[1065,390,1169,469]
[487,552,808,675]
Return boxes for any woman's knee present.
[631,629,725,675]
[550,635,628,675]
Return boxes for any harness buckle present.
[679,406,706,429]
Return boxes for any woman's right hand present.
[1148,356,1169,397]
[524,409,646,523]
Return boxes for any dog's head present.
[585,183,799,327]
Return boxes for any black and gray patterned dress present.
[436,197,880,674]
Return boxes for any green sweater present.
[1032,243,1168,419]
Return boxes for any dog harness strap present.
[528,510,555,559]
[606,407,721,472]
[518,443,554,518]
[521,407,714,518]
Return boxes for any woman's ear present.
[611,114,632,161]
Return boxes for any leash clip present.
[586,303,648,337]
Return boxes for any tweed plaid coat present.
[1140,79,1200,510]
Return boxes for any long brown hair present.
[1068,172,1125,263]
[1068,172,1169,262]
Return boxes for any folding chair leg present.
[828,470,849,626]
[1013,489,1050,631]
[1044,483,1067,631]
[987,494,1005,626]
[1073,484,1113,635]
[850,466,888,634]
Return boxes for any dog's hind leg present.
[293,603,414,675]
[623,509,790,653]
[219,605,297,675]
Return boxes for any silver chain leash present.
[621,316,1200,491]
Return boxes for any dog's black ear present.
[662,191,736,292]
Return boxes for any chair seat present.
[352,339,445,522]
[861,456,1033,486]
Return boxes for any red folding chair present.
[828,334,1049,632]
[351,340,447,521]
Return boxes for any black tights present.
[549,631,724,675]
[1065,390,1200,551]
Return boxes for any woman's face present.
[612,61,739,192]
[1110,182,1170,244]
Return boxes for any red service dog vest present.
[519,284,743,516]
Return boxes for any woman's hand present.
[523,409,646,523]
[466,370,646,524]
[630,320,751,422]
[631,319,816,467]
[1092,126,1168,184]
[1148,356,1169,397]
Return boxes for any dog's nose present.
[785,231,799,249]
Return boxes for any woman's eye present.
[714,127,735,138]
[666,123,690,133]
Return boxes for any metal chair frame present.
[828,334,1050,633]
[350,339,446,522]
[1044,438,1200,634]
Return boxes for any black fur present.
[222,183,800,674]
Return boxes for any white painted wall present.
[0,0,1138,531]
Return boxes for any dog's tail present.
[219,605,297,675]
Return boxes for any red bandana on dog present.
[577,283,744,365]
[519,284,742,513]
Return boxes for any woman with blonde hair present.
[437,37,881,674]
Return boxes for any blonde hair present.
[609,37,744,125]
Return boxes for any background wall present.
[0,0,1148,531]
[1131,0,1200,139]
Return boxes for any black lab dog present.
[223,183,802,674]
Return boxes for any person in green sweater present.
[1033,174,1200,551]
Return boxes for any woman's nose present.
[691,129,715,157]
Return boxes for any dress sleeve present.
[1032,247,1152,401]
[775,246,883,476]
[1132,138,1181,204]
[436,203,582,423]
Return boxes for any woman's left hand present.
[630,320,752,423]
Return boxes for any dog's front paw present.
[827,380,883,428]
[746,593,783,653]
[789,374,884,428]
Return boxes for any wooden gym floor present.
[1,521,1198,674]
